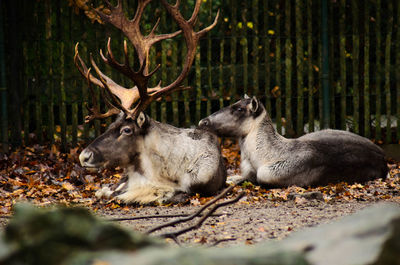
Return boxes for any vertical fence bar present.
[252,0,259,98]
[307,0,314,133]
[60,42,67,151]
[161,10,167,123]
[22,0,35,145]
[35,2,43,144]
[321,0,330,129]
[275,3,282,134]
[339,0,346,131]
[317,0,323,130]
[242,2,248,95]
[81,44,90,141]
[384,1,393,143]
[328,2,335,128]
[72,79,78,146]
[171,33,179,126]
[181,2,190,126]
[264,0,271,114]
[296,0,304,135]
[396,0,400,142]
[22,44,30,145]
[230,0,237,103]
[0,3,8,152]
[93,37,101,137]
[375,0,382,141]
[7,0,22,146]
[45,0,54,145]
[284,0,292,135]
[195,25,201,123]
[218,19,225,109]
[364,1,370,138]
[351,0,360,134]
[206,0,212,117]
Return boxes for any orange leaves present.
[1,140,399,216]
[0,144,123,214]
[221,139,241,175]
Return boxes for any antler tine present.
[147,17,183,44]
[197,9,220,39]
[100,38,135,80]
[148,0,219,101]
[84,68,99,122]
[84,68,120,122]
[90,53,132,113]
[188,0,201,26]
[74,43,104,88]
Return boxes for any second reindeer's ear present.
[136,112,147,128]
[249,96,259,113]
[244,94,250,99]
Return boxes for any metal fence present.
[1,0,400,151]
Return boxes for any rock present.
[0,203,162,265]
[68,244,309,265]
[281,202,400,265]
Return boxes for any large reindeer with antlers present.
[75,0,226,204]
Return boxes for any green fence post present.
[351,1,360,134]
[284,0,292,135]
[364,1,370,138]
[384,1,393,143]
[296,0,304,135]
[339,0,346,131]
[0,5,8,152]
[321,0,330,129]
[307,0,314,133]
[275,4,282,134]
[396,0,400,142]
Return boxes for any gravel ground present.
[97,196,400,247]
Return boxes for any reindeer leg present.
[229,158,256,184]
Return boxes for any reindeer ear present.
[250,96,259,113]
[136,112,147,128]
[244,94,250,99]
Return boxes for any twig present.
[107,213,230,222]
[146,185,235,234]
[210,237,237,247]
[158,191,245,239]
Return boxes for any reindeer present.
[199,95,388,187]
[75,0,226,204]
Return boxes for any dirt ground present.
[96,176,400,247]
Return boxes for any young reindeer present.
[75,0,226,204]
[199,95,388,187]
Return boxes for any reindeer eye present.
[120,127,132,135]
[237,107,244,112]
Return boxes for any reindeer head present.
[76,0,219,169]
[198,95,264,138]
[79,112,149,169]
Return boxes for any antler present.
[76,0,219,121]
[75,43,142,121]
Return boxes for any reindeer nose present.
[199,118,210,127]
[79,149,94,166]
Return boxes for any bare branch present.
[146,185,235,234]
[107,213,230,222]
[210,237,237,247]
[158,191,245,239]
